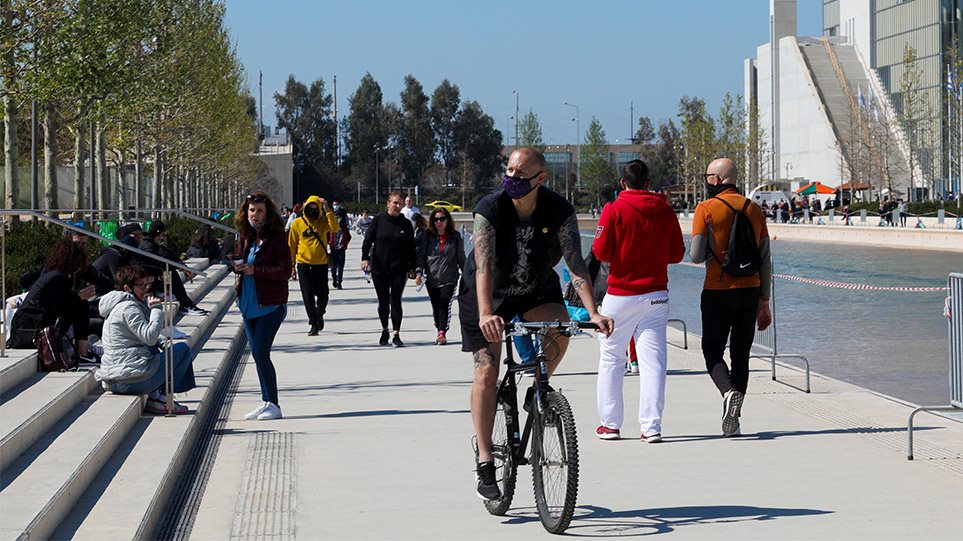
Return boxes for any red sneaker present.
[640,433,663,444]
[596,425,620,440]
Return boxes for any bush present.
[2,221,69,296]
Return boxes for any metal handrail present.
[51,207,239,236]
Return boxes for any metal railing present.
[667,318,688,349]
[907,273,963,459]
[749,280,812,393]
[1,210,208,417]
[51,207,239,237]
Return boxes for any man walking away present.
[592,160,685,443]
[689,158,772,437]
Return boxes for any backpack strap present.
[301,215,323,242]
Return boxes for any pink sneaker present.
[436,330,447,345]
[596,425,620,440]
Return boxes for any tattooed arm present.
[473,214,504,342]
[558,213,614,336]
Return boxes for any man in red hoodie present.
[592,160,685,443]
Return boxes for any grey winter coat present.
[416,230,466,288]
[94,291,164,384]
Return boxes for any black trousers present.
[700,287,760,395]
[426,283,455,331]
[297,263,329,326]
[372,273,406,331]
[329,249,346,285]
[148,269,192,309]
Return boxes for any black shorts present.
[458,284,564,353]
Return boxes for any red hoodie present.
[591,190,685,296]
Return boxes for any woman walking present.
[361,192,416,347]
[415,207,465,345]
[234,192,292,421]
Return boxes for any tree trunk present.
[73,125,85,220]
[96,127,108,218]
[152,146,162,215]
[1,2,18,217]
[116,147,127,220]
[135,139,143,209]
[43,103,59,215]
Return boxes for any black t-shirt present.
[464,186,574,305]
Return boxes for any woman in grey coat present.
[95,265,195,414]
[415,207,466,345]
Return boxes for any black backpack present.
[709,197,761,278]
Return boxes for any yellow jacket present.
[288,195,339,265]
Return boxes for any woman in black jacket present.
[415,207,465,345]
[8,238,96,360]
[361,192,416,347]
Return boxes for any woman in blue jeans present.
[233,191,292,421]
[95,265,195,414]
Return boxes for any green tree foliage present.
[678,96,716,200]
[453,100,504,199]
[274,75,337,182]
[518,109,545,150]
[580,117,615,205]
[642,119,681,190]
[715,92,745,189]
[398,75,435,187]
[344,72,388,194]
[430,79,460,175]
[898,45,932,200]
[634,116,655,144]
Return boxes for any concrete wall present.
[778,36,845,185]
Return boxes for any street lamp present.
[563,101,580,188]
[374,145,381,200]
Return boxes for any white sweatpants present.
[597,290,670,436]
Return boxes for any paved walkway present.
[189,245,963,539]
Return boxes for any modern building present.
[746,0,961,199]
[257,127,294,206]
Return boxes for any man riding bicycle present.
[460,146,613,500]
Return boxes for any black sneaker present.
[317,316,324,331]
[307,325,319,336]
[475,461,501,501]
[392,334,405,347]
[379,330,390,346]
[182,305,209,316]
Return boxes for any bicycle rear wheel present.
[484,399,517,515]
[531,391,579,534]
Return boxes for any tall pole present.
[334,74,339,167]
[258,70,263,140]
[563,101,580,188]
[374,146,379,201]
[30,28,38,213]
[513,89,519,146]
[89,119,95,222]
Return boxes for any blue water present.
[576,234,962,405]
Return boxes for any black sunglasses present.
[247,193,267,203]
[433,216,447,222]
[702,173,722,181]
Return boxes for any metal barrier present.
[748,280,812,393]
[667,318,688,349]
[1,210,208,416]
[907,272,963,459]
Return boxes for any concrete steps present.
[0,262,235,541]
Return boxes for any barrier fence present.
[907,272,963,460]
[748,280,812,393]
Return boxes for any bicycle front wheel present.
[485,399,517,515]
[531,391,579,534]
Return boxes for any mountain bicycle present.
[474,320,597,534]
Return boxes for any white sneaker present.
[245,402,270,420]
[257,402,282,420]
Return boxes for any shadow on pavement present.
[659,425,932,443]
[283,408,470,420]
[500,504,831,536]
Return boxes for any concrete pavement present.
[188,244,963,540]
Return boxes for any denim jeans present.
[243,305,287,405]
[108,342,195,395]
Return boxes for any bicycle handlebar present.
[506,320,598,337]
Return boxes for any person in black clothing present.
[361,192,416,347]
[415,207,465,345]
[8,238,97,360]
[328,201,351,289]
[138,221,208,316]
[186,224,221,262]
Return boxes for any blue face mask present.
[248,218,265,231]
[333,204,341,212]
[501,170,541,199]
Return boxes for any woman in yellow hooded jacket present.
[288,195,339,335]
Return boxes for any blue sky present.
[224,0,822,145]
